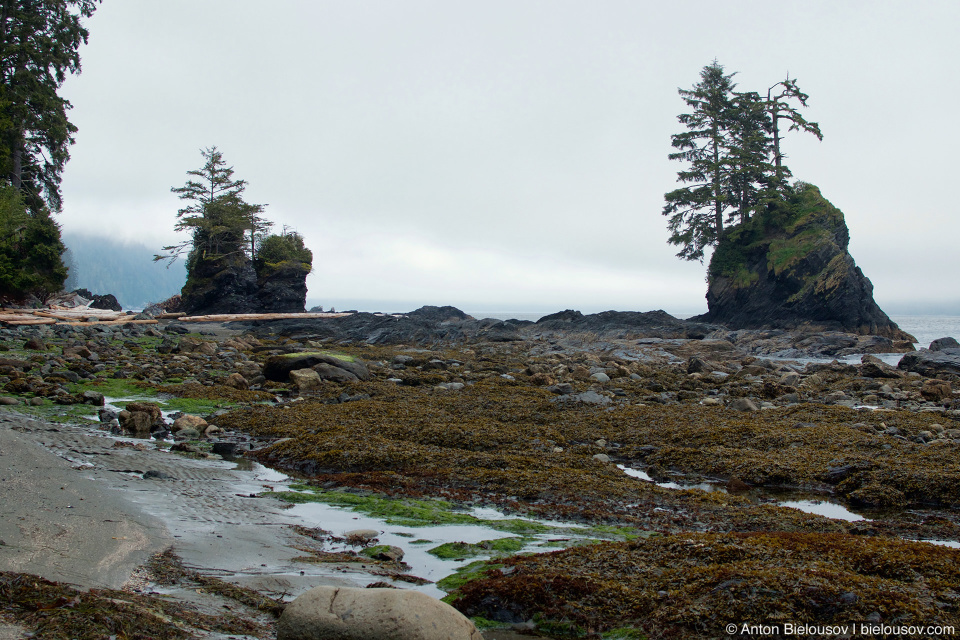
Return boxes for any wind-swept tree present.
[765,75,822,184]
[662,61,739,262]
[724,91,776,225]
[663,63,822,262]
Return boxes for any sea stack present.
[695,183,913,342]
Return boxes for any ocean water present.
[890,315,960,349]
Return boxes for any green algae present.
[266,485,558,534]
[436,560,505,596]
[427,537,529,559]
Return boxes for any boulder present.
[264,353,369,382]
[276,586,483,640]
[921,380,953,403]
[118,410,154,437]
[290,368,323,392]
[930,337,960,352]
[898,348,960,378]
[126,401,164,424]
[223,372,249,390]
[729,398,759,412]
[172,414,208,433]
[693,184,913,340]
[859,355,902,379]
[313,363,359,383]
[80,390,105,406]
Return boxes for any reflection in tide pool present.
[617,464,720,492]
[779,500,868,522]
[617,464,872,522]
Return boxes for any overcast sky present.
[58,0,959,316]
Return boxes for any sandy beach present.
[0,410,382,639]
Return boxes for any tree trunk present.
[772,111,783,183]
[11,127,22,190]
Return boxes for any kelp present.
[450,532,960,637]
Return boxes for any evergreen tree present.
[723,91,776,225]
[0,0,100,212]
[0,1,99,301]
[765,75,822,183]
[663,64,822,262]
[158,147,272,265]
[0,184,66,300]
[662,61,739,262]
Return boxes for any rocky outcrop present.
[256,262,309,312]
[71,288,122,311]
[181,232,312,316]
[898,348,960,378]
[246,306,723,347]
[181,254,260,315]
[694,184,913,342]
[536,309,720,339]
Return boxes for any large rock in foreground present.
[695,184,913,342]
[276,586,483,640]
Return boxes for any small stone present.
[172,414,208,433]
[143,469,175,480]
[290,368,323,392]
[223,372,249,390]
[374,545,405,562]
[589,372,610,383]
[779,372,801,386]
[728,398,758,412]
[592,453,611,463]
[344,529,380,543]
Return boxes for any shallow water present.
[617,464,870,522]
[778,499,867,522]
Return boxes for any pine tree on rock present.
[663,63,821,263]
[765,75,822,184]
[662,61,739,262]
[163,146,271,265]
[724,91,776,226]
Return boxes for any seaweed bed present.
[0,548,282,639]
[207,342,960,636]
[451,531,960,637]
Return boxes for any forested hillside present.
[62,233,185,310]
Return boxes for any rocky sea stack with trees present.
[157,147,313,316]
[663,61,910,341]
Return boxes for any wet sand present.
[0,410,368,604]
